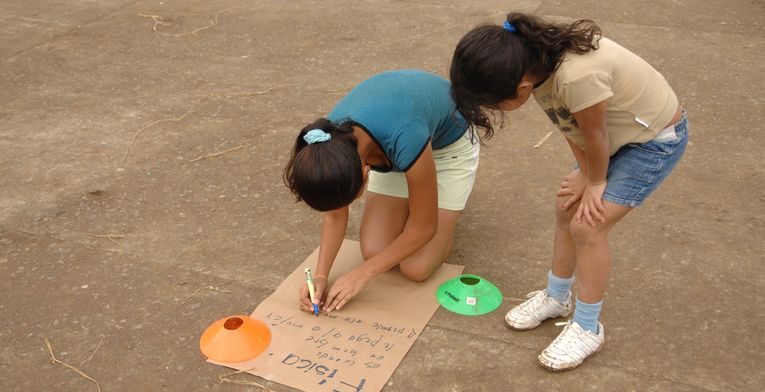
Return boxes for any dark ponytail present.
[450,12,601,137]
[283,118,363,212]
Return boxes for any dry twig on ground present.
[123,101,199,164]
[79,336,105,367]
[138,10,227,37]
[86,234,125,239]
[86,234,125,249]
[225,85,286,102]
[137,13,170,32]
[44,338,102,392]
[122,85,286,164]
[218,368,276,391]
[181,280,236,305]
[189,145,243,162]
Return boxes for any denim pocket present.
[630,140,671,156]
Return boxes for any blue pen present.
[305,268,320,316]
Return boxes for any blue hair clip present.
[503,20,517,33]
[303,129,331,144]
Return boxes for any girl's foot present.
[505,290,572,330]
[538,321,604,371]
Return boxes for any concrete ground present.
[1,0,763,391]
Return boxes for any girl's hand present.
[298,277,328,313]
[323,267,372,313]
[575,180,608,227]
[557,169,588,210]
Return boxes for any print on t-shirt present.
[538,91,578,134]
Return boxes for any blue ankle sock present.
[546,270,574,302]
[573,297,603,333]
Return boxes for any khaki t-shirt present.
[533,37,679,155]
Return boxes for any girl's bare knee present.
[569,220,606,246]
[400,263,435,282]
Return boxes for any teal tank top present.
[328,69,468,172]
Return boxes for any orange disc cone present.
[199,315,271,363]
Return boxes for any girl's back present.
[329,69,467,171]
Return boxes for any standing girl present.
[284,69,480,314]
[450,13,688,370]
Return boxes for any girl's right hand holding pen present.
[299,276,327,313]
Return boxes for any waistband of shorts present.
[660,109,687,133]
[655,109,688,139]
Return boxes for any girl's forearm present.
[572,101,610,183]
[584,131,609,184]
[316,207,349,277]
[566,137,589,174]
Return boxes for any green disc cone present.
[436,274,503,316]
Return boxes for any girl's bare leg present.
[360,192,461,282]
[551,195,580,279]
[568,200,632,303]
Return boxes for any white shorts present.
[366,130,480,211]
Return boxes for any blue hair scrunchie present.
[503,20,517,33]
[303,129,331,144]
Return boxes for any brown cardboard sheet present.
[209,239,464,392]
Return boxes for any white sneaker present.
[505,290,572,330]
[538,321,604,371]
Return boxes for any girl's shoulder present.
[558,37,655,85]
[556,38,624,82]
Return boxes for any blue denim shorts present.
[601,111,689,207]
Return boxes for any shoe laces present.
[526,290,544,299]
[549,322,594,358]
[517,290,548,313]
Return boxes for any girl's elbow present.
[407,216,438,246]
[406,224,437,247]
[420,225,438,244]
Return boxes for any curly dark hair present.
[450,12,601,138]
